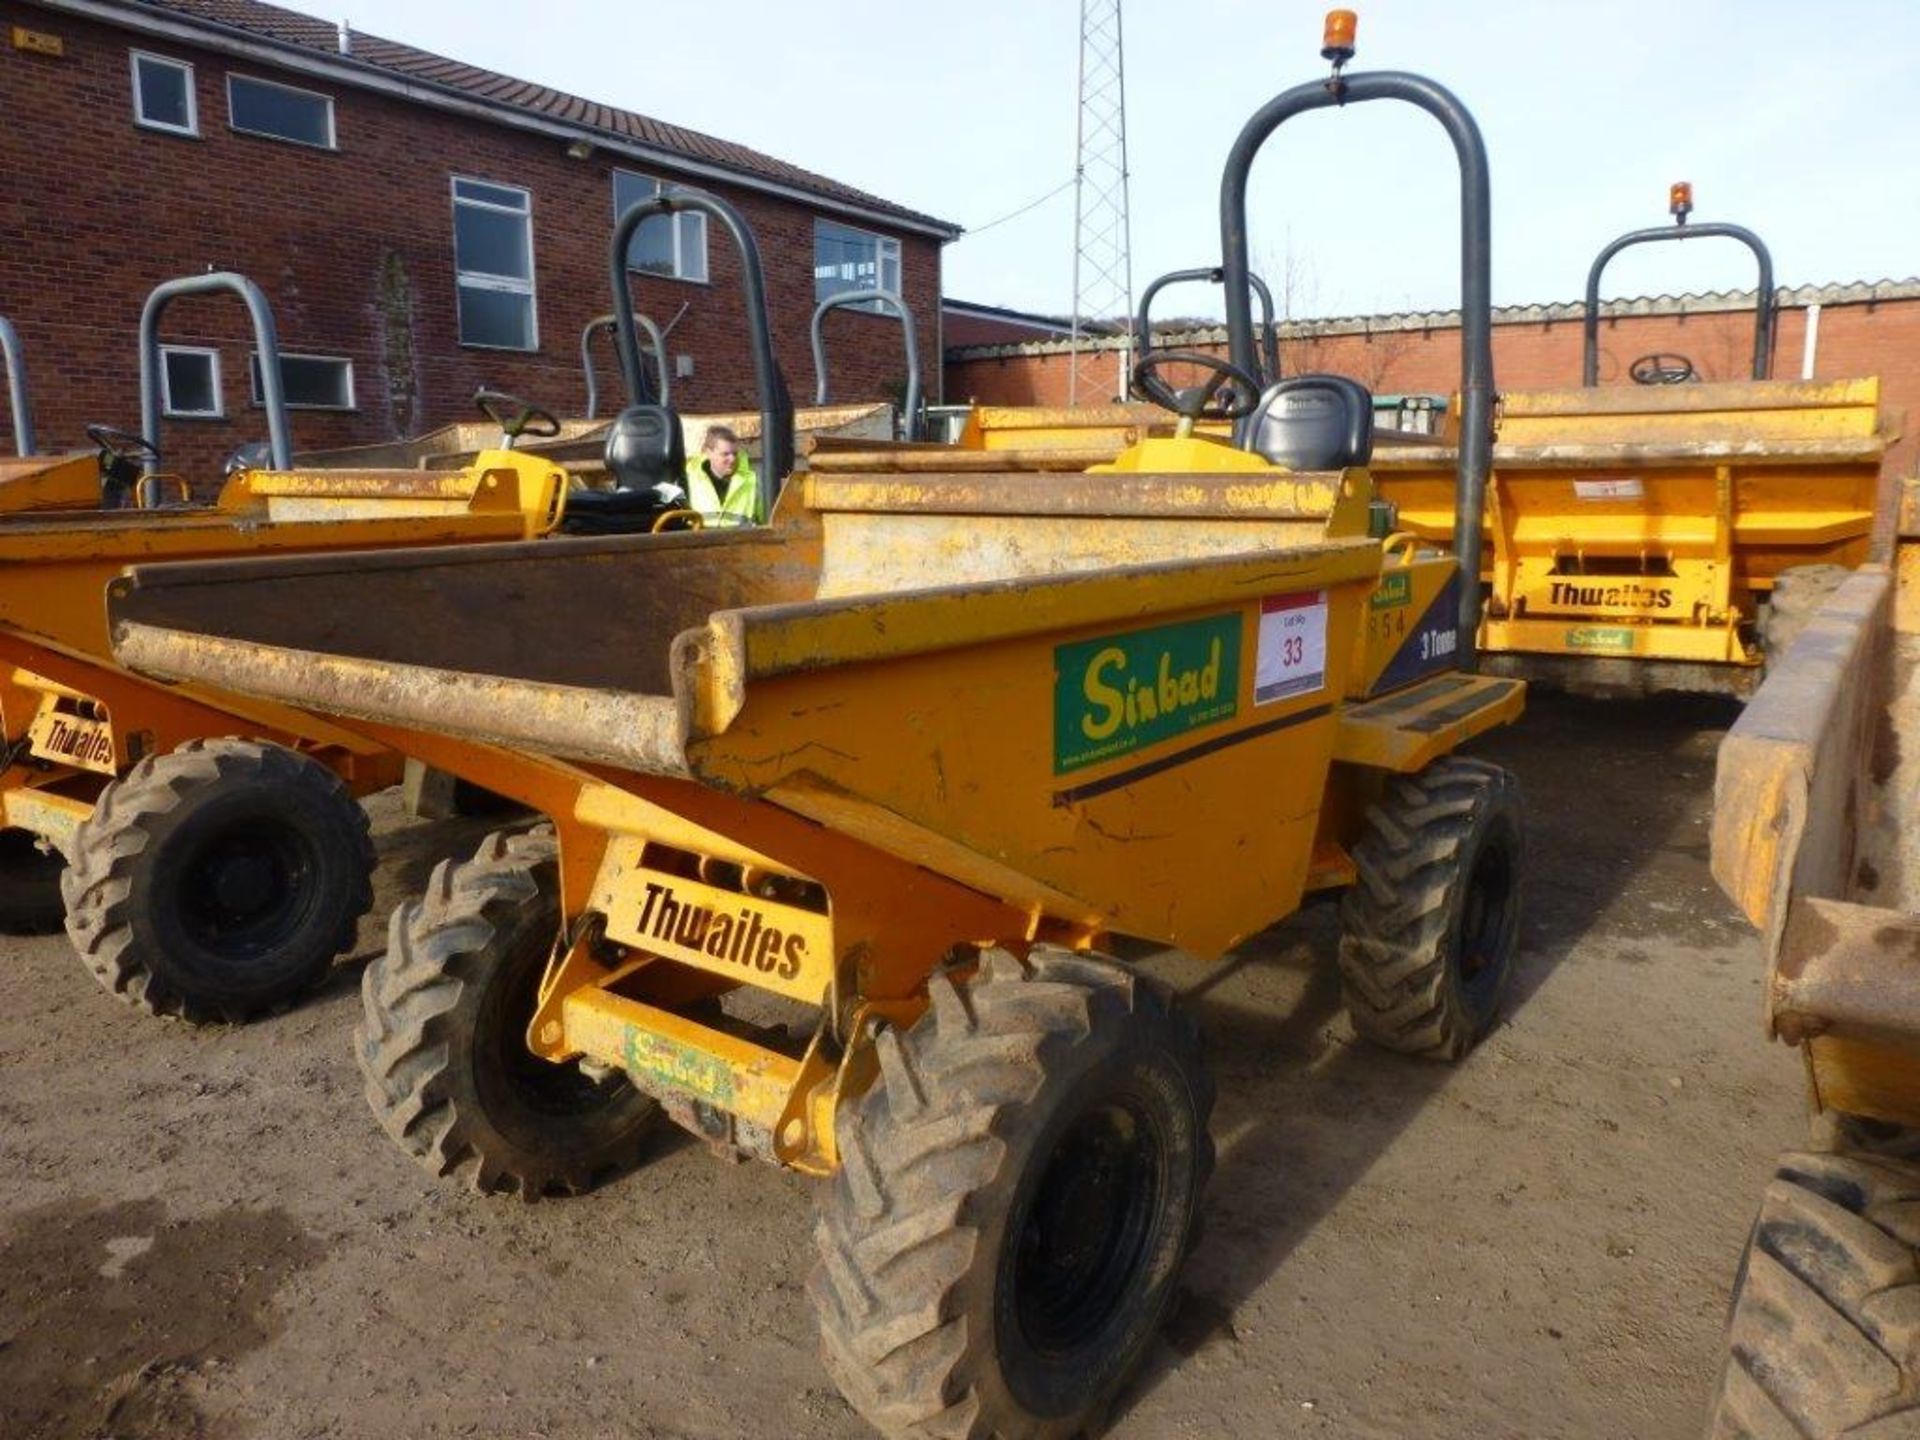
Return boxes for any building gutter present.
[28,0,963,243]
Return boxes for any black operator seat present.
[1238,374,1374,471]
[560,402,689,535]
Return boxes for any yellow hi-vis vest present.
[684,453,763,524]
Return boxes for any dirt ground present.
[0,691,1804,1440]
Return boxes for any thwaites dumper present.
[0,272,632,1025]
[106,47,1529,1437]
[1703,477,1920,1434]
[300,309,903,476]
[0,311,126,512]
[1366,184,1895,698]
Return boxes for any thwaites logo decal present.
[633,879,808,980]
[601,865,835,1004]
[1541,580,1675,612]
[28,709,116,774]
[1053,613,1240,775]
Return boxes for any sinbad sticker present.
[1566,626,1637,652]
[624,1026,736,1106]
[1371,571,1412,610]
[1054,614,1239,774]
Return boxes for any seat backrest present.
[1239,374,1374,470]
[604,403,686,493]
[224,440,273,476]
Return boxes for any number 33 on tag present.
[1255,591,1327,704]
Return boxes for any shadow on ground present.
[1124,687,1741,1398]
[0,1197,322,1440]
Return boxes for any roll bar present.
[1219,67,1495,662]
[582,310,669,418]
[810,288,922,441]
[610,188,793,504]
[138,272,291,499]
[1581,212,1775,384]
[0,316,34,456]
[1136,267,1281,384]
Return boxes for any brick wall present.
[0,2,942,480]
[946,297,1920,477]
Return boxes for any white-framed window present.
[131,50,197,136]
[227,72,336,149]
[249,352,355,410]
[612,171,709,283]
[814,219,902,310]
[451,177,538,351]
[160,346,222,418]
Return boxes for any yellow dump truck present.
[1371,378,1890,696]
[102,48,1530,1436]
[1355,192,1896,697]
[0,273,711,1026]
[0,312,128,512]
[0,441,572,1015]
[1704,477,1920,1435]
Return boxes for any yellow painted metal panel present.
[1333,675,1526,772]
[691,552,1379,958]
[561,987,798,1131]
[1,786,91,855]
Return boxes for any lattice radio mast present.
[1069,0,1133,407]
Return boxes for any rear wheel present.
[358,826,658,1198]
[1708,1150,1920,1437]
[1338,756,1524,1060]
[62,739,374,1022]
[0,826,65,936]
[810,945,1214,1439]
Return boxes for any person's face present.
[706,439,739,478]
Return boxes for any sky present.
[355,0,1920,322]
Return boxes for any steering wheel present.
[85,424,161,466]
[650,509,706,533]
[1131,350,1262,421]
[474,388,561,443]
[1628,353,1697,386]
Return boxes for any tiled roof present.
[100,0,959,236]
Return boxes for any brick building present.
[945,280,1920,478]
[0,0,957,475]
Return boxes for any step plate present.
[1334,672,1525,772]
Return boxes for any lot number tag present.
[1256,591,1327,704]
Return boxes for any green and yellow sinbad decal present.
[1053,613,1239,775]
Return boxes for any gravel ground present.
[0,690,1801,1440]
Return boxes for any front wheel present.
[810,945,1214,1439]
[1708,1151,1920,1436]
[358,826,658,1199]
[1338,755,1524,1060]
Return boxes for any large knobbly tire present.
[1338,755,1524,1061]
[810,945,1214,1439]
[0,826,66,935]
[358,826,658,1199]
[1762,564,1853,673]
[61,739,375,1022]
[1709,1151,1920,1437]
